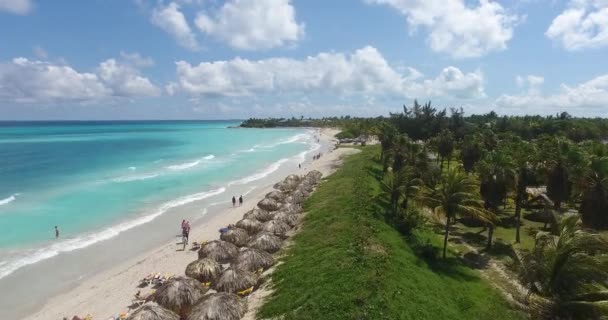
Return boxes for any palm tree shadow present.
[422,256,482,282]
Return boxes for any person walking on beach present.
[232,196,236,207]
[239,195,243,206]
[55,226,59,239]
[299,163,301,169]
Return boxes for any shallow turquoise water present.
[0,121,314,278]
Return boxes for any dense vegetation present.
[259,147,525,320]
[374,103,608,319]
[255,101,608,319]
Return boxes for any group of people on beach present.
[232,195,243,207]
[312,152,323,160]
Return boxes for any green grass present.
[258,146,525,320]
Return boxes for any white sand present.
[24,128,357,320]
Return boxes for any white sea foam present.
[128,166,137,171]
[166,155,215,171]
[0,187,226,280]
[258,133,310,149]
[230,158,290,185]
[112,173,160,183]
[0,194,19,206]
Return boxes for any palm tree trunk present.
[443,218,450,258]
[515,194,522,243]
[440,157,444,171]
[486,224,494,249]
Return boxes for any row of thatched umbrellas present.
[127,170,323,320]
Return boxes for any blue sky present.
[0,0,607,120]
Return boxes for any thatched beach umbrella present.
[213,268,257,294]
[187,293,247,320]
[198,240,238,264]
[235,218,262,235]
[274,211,299,227]
[243,208,275,222]
[291,190,305,204]
[233,248,274,272]
[248,233,282,253]
[300,179,313,192]
[262,220,291,236]
[153,277,208,318]
[127,304,179,320]
[219,227,249,247]
[185,258,222,283]
[257,198,280,211]
[265,190,286,202]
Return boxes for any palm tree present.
[399,166,423,210]
[461,135,485,173]
[579,157,608,229]
[476,151,516,249]
[508,139,538,243]
[382,167,409,211]
[436,129,455,170]
[377,122,398,169]
[542,138,584,211]
[421,169,496,258]
[519,214,608,319]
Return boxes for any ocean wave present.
[230,158,289,185]
[258,133,311,149]
[166,155,215,171]
[128,166,137,171]
[112,173,160,183]
[0,194,18,206]
[0,187,226,280]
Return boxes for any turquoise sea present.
[0,121,316,280]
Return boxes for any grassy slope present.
[258,147,525,320]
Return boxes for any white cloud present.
[0,58,110,104]
[170,46,484,100]
[0,57,159,104]
[546,0,608,50]
[366,0,521,58]
[516,74,544,94]
[0,0,32,15]
[97,59,160,97]
[496,74,608,115]
[151,2,199,50]
[33,46,47,59]
[120,51,155,68]
[195,0,304,50]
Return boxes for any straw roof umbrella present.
[257,198,280,211]
[262,220,291,236]
[274,211,299,227]
[248,233,283,253]
[219,228,249,247]
[127,304,179,320]
[185,258,222,283]
[187,293,247,320]
[198,240,238,264]
[291,191,305,204]
[233,248,274,272]
[153,277,208,318]
[243,208,275,222]
[265,190,286,202]
[235,218,262,235]
[213,268,257,294]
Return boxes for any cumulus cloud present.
[496,74,608,115]
[97,59,161,97]
[120,51,155,68]
[151,2,199,50]
[516,74,544,94]
[0,57,159,104]
[546,0,608,50]
[195,0,304,50]
[0,0,32,14]
[169,46,484,100]
[366,0,520,58]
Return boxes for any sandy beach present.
[22,128,353,320]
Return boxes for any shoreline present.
[21,128,346,320]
